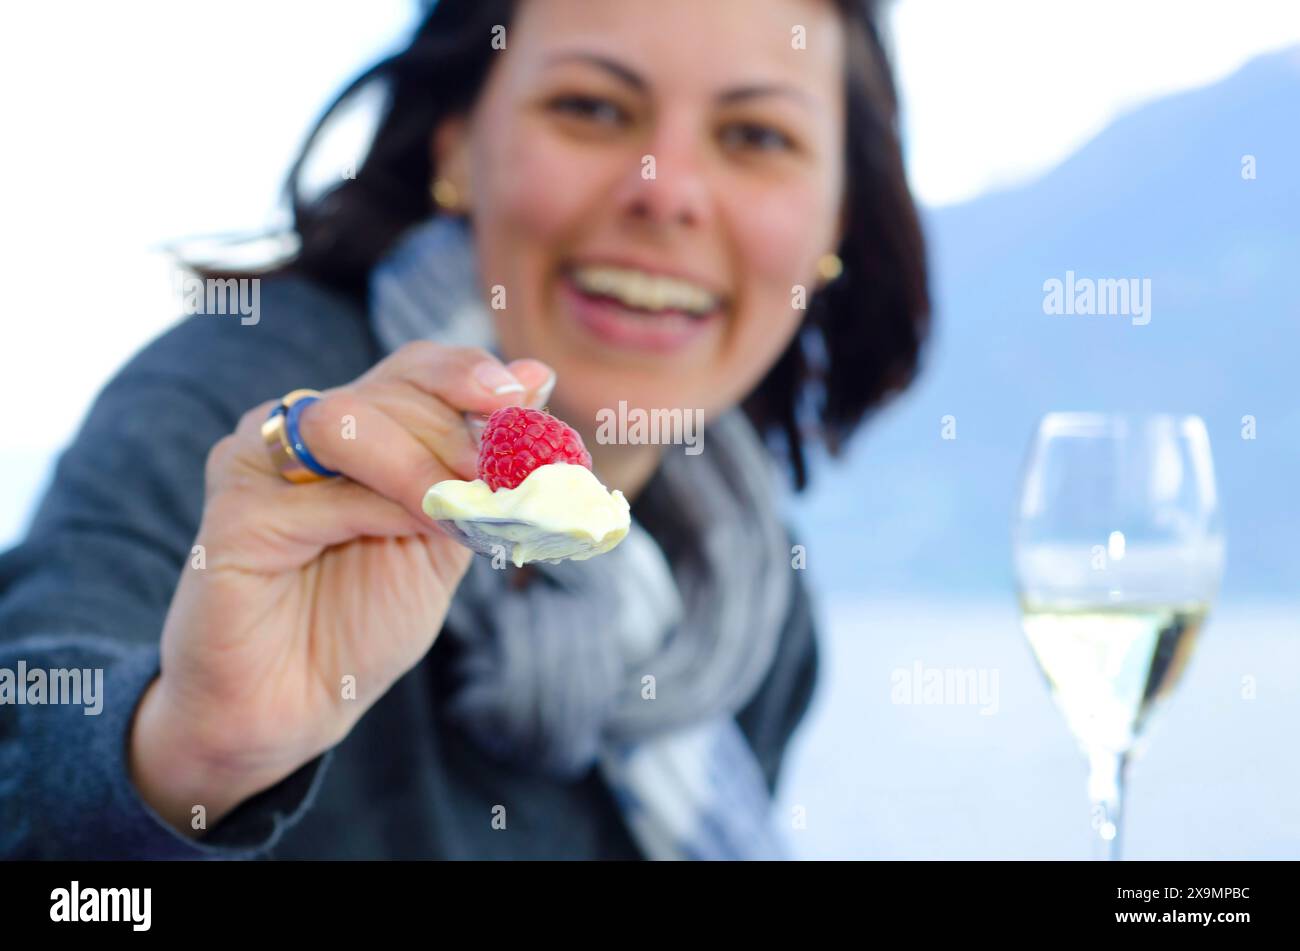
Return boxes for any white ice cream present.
[422,463,630,567]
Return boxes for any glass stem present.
[1086,748,1128,860]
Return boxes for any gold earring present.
[816,252,843,284]
[431,178,461,212]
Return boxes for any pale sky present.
[890,0,1300,205]
[1,0,1298,543]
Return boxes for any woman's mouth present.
[559,263,724,354]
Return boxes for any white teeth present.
[570,265,719,315]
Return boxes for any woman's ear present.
[430,115,473,213]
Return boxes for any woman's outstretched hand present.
[128,343,553,837]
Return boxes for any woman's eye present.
[547,94,629,127]
[720,122,796,154]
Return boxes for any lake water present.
[774,597,1300,859]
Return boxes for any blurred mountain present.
[794,46,1300,599]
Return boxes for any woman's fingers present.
[505,359,556,406]
[367,343,553,416]
[205,344,559,561]
[213,391,448,515]
[365,382,481,478]
[202,475,457,574]
[200,409,461,572]
[293,390,457,519]
[359,347,557,470]
[464,359,557,444]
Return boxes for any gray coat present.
[0,273,818,859]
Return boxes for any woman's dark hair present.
[274,0,929,491]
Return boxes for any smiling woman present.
[289,0,929,491]
[0,0,929,861]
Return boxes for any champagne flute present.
[1013,413,1224,860]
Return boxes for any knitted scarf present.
[369,215,794,859]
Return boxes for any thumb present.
[506,359,556,409]
[463,360,557,446]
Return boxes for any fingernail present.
[473,360,525,395]
[528,370,557,409]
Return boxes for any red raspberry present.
[477,406,593,491]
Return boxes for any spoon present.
[425,371,587,564]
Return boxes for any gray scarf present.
[370,215,793,858]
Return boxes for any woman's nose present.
[613,119,714,232]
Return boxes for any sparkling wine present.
[1020,601,1208,754]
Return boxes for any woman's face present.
[441,0,846,435]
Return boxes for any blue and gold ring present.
[261,388,342,483]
